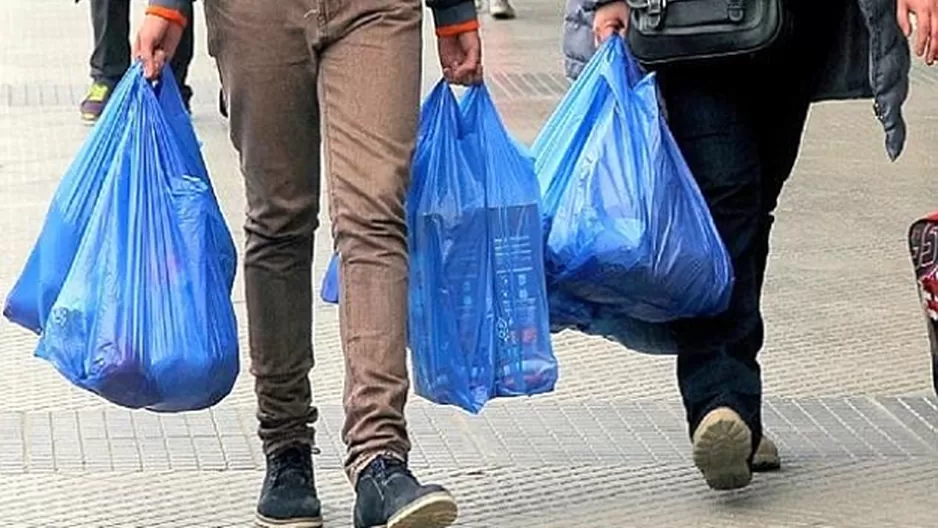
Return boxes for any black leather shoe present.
[353,457,457,528]
[255,445,322,528]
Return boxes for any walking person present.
[565,0,929,490]
[80,0,195,122]
[133,0,482,527]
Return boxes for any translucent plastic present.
[320,253,339,304]
[458,85,557,400]
[533,37,734,338]
[8,64,239,411]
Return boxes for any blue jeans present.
[653,0,844,450]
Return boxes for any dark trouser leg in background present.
[89,0,130,85]
[83,0,131,120]
[89,0,194,87]
[85,0,195,120]
[169,17,195,107]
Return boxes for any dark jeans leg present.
[656,64,811,458]
[752,100,811,296]
[89,0,130,84]
[659,67,767,449]
[169,19,195,97]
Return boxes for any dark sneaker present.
[752,436,781,472]
[692,407,753,490]
[908,213,938,397]
[354,457,457,528]
[79,81,112,123]
[255,445,322,528]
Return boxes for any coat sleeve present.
[146,0,192,26]
[425,0,479,36]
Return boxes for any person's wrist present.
[436,19,480,38]
[144,6,188,27]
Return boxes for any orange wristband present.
[436,19,480,38]
[145,6,188,28]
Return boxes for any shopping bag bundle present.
[4,64,239,412]
[322,82,558,413]
[532,36,734,351]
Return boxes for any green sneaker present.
[80,81,112,123]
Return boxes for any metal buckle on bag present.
[647,0,665,28]
[727,0,744,22]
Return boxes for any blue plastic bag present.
[458,85,557,400]
[4,65,233,334]
[533,37,733,334]
[406,82,494,412]
[16,64,239,411]
[320,253,340,304]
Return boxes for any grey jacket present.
[563,0,911,160]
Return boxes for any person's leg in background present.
[206,1,325,526]
[83,0,196,121]
[82,0,131,122]
[317,1,457,526]
[168,10,195,112]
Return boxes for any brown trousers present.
[204,0,421,481]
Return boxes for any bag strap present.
[626,0,665,28]
[628,0,748,26]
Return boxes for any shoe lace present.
[86,83,110,102]
[270,447,313,488]
[370,456,417,484]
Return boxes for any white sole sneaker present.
[255,513,323,528]
[386,491,458,528]
[692,407,753,491]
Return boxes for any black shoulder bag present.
[624,0,785,65]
